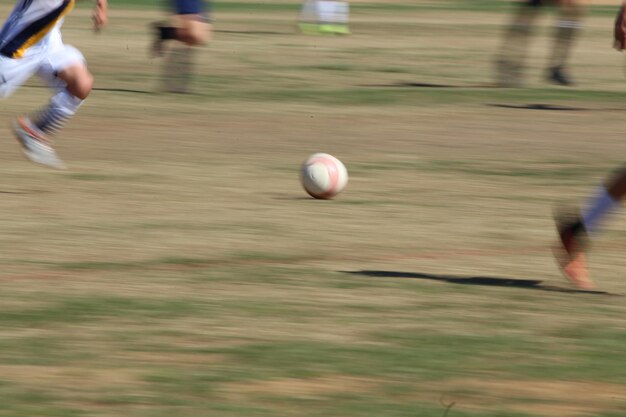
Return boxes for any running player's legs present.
[39,41,93,97]
[152,0,211,93]
[554,165,626,290]
[56,64,93,100]
[496,0,582,86]
[32,42,91,136]
[173,12,211,46]
[153,0,211,51]
[496,0,544,86]
[548,0,584,85]
[10,41,91,169]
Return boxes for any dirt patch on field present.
[224,375,380,400]
[0,365,140,389]
[226,376,626,416]
[438,378,626,417]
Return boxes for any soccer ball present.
[300,153,348,199]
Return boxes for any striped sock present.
[550,20,581,68]
[33,89,83,136]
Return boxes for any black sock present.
[159,26,177,40]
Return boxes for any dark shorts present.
[171,0,209,15]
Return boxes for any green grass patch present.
[213,335,518,380]
[350,159,608,183]
[0,296,200,326]
[0,335,97,365]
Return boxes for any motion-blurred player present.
[496,0,584,87]
[151,0,211,93]
[554,167,626,290]
[0,0,108,169]
[554,2,626,290]
[298,0,350,35]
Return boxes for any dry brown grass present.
[0,2,625,417]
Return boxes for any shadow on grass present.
[91,87,154,94]
[23,84,153,95]
[360,82,500,89]
[488,103,626,111]
[487,103,593,111]
[0,189,50,194]
[214,29,288,35]
[344,270,619,295]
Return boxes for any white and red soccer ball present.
[300,153,348,199]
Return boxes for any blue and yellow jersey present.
[0,0,75,58]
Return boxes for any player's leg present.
[555,165,626,289]
[0,52,67,169]
[174,13,211,46]
[13,44,92,169]
[32,62,93,136]
[547,0,584,85]
[35,44,92,136]
[152,0,211,56]
[161,16,211,93]
[496,0,543,87]
[152,1,211,93]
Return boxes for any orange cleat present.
[554,210,594,290]
[561,252,593,290]
[12,116,65,169]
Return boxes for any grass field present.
[1,1,626,416]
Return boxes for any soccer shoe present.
[548,66,574,86]
[554,211,593,290]
[320,24,350,35]
[318,24,350,35]
[298,23,321,35]
[12,117,66,170]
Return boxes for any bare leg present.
[547,0,584,85]
[605,165,626,200]
[152,15,211,93]
[496,0,541,87]
[554,163,626,289]
[31,63,92,135]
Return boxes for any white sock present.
[556,19,582,30]
[34,89,83,136]
[318,1,337,24]
[581,186,618,234]
[333,2,349,24]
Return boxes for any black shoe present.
[548,66,574,86]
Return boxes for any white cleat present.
[12,117,66,170]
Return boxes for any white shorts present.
[0,33,84,98]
